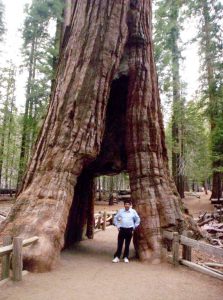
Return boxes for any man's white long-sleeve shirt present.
[114,208,140,229]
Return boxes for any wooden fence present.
[94,210,117,232]
[0,211,116,283]
[0,236,38,282]
[1,217,222,283]
[163,230,223,280]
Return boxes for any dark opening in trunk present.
[64,76,129,247]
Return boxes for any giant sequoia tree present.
[0,0,183,272]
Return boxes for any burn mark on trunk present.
[89,75,129,175]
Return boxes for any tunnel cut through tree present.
[0,0,183,272]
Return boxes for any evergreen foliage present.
[18,0,64,182]
[0,63,20,188]
[155,0,223,195]
[165,100,212,189]
[154,0,185,197]
[154,0,184,97]
[183,101,211,186]
[188,0,223,196]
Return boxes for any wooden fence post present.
[12,237,23,281]
[182,231,192,261]
[1,236,12,280]
[112,213,115,225]
[172,232,179,266]
[102,211,107,230]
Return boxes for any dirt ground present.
[1,226,223,300]
[0,192,223,300]
[182,191,214,217]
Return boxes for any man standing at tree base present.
[112,200,140,263]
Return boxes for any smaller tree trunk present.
[170,2,185,199]
[0,111,7,187]
[108,194,114,206]
[184,177,189,192]
[202,180,208,195]
[18,38,36,186]
[98,177,102,201]
[211,171,222,199]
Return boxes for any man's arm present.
[113,210,121,228]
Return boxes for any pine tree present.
[154,0,185,197]
[0,63,20,189]
[18,0,64,184]
[184,101,211,190]
[188,0,223,198]
[165,99,212,192]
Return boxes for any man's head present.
[124,199,132,211]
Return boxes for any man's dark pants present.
[114,227,133,259]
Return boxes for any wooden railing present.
[0,211,117,283]
[94,211,117,232]
[0,236,38,282]
[163,230,223,280]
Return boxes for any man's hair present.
[124,199,132,205]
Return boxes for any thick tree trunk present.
[0,0,183,271]
[125,1,183,261]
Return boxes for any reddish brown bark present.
[125,1,183,261]
[0,0,183,271]
[211,170,222,199]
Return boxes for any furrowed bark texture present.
[125,1,182,261]
[0,0,183,271]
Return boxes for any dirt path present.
[1,225,223,300]
[1,192,222,299]
[182,192,214,217]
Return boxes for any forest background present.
[0,0,222,200]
